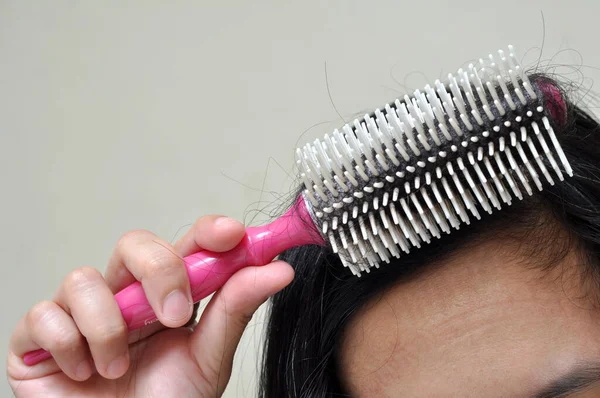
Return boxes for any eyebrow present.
[534,363,600,398]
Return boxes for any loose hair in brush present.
[296,45,571,275]
[259,50,600,397]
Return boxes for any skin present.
[8,216,600,397]
[6,216,294,397]
[339,235,600,397]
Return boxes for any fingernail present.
[75,359,92,380]
[162,289,191,321]
[107,354,129,379]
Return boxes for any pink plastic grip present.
[23,198,324,366]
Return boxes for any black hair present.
[258,75,600,397]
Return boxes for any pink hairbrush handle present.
[23,198,324,366]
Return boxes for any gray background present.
[2,1,599,396]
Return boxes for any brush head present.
[296,46,573,276]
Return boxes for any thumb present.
[188,260,294,395]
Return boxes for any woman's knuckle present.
[26,301,83,352]
[65,266,102,291]
[117,229,148,249]
[145,252,183,279]
[90,323,127,345]
[52,329,81,352]
[27,300,56,325]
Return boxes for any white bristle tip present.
[295,45,571,277]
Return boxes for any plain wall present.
[2,1,600,396]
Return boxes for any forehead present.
[339,241,600,397]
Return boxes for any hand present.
[7,216,294,397]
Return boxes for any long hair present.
[258,75,600,397]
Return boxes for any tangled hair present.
[258,74,600,397]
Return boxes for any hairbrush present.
[24,45,572,366]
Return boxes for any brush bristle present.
[296,46,573,276]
